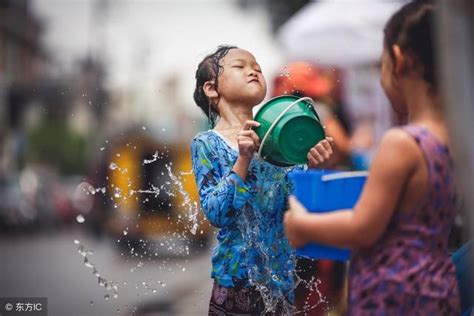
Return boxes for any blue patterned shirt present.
[190,130,304,298]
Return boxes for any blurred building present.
[0,0,46,172]
[0,0,44,125]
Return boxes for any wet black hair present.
[384,0,436,87]
[193,45,238,128]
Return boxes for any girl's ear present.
[392,44,414,77]
[203,81,218,99]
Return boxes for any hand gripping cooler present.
[289,170,368,261]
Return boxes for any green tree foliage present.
[27,118,87,174]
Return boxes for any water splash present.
[74,239,119,300]
[142,151,167,165]
[76,214,85,223]
[280,66,291,78]
[165,164,199,235]
[135,184,160,197]
[232,163,327,314]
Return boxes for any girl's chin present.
[241,94,266,106]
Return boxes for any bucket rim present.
[254,94,321,122]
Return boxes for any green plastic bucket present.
[254,95,325,166]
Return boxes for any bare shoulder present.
[373,127,421,172]
[379,127,420,153]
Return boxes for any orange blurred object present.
[272,62,333,98]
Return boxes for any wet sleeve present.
[190,138,252,228]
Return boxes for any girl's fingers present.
[237,137,255,147]
[242,120,261,131]
[237,137,257,153]
[309,147,324,163]
[320,139,333,154]
[288,195,301,208]
[315,143,331,160]
[307,152,320,166]
[326,136,334,144]
[238,130,260,146]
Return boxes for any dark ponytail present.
[193,45,237,128]
[384,0,437,87]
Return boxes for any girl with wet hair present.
[193,45,237,128]
[284,1,461,314]
[191,46,334,315]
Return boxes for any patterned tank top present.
[349,125,460,302]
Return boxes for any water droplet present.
[161,128,167,132]
[109,162,118,170]
[74,239,80,245]
[182,267,186,272]
[142,126,146,130]
[98,277,106,287]
[100,147,105,151]
[104,294,110,301]
[123,230,128,236]
[152,289,157,293]
[88,186,96,195]
[84,257,94,269]
[114,188,122,198]
[76,214,85,223]
[90,300,94,306]
[113,293,119,299]
[77,245,87,256]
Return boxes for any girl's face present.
[380,45,407,116]
[216,48,267,107]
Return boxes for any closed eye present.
[232,65,244,69]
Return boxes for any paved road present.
[0,227,213,315]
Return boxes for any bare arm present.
[285,128,419,249]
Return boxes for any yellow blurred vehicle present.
[101,131,212,254]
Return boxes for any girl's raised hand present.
[237,120,261,160]
[307,136,334,169]
[284,196,310,248]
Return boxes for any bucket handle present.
[321,171,369,182]
[257,97,316,158]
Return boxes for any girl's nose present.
[248,69,258,77]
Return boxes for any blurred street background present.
[0,0,472,315]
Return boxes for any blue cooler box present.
[289,170,368,261]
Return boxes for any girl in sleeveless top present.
[284,1,460,314]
